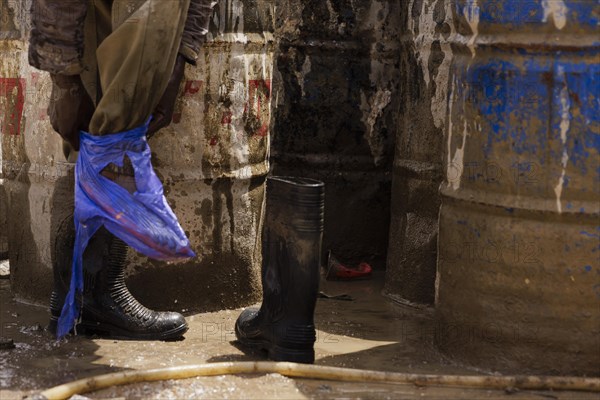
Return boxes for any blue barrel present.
[437,0,599,375]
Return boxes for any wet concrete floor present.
[0,265,596,399]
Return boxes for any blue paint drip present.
[459,51,599,178]
[580,231,600,239]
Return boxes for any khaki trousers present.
[80,0,190,135]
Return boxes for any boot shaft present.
[266,177,325,234]
[261,177,325,323]
[51,226,128,316]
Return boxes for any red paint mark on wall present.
[30,73,40,83]
[244,80,271,137]
[30,72,48,121]
[0,78,26,136]
[172,80,204,124]
[183,80,203,97]
[221,111,232,125]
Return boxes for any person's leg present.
[80,0,113,106]
[50,0,112,333]
[51,0,191,340]
[88,0,190,135]
[61,0,113,161]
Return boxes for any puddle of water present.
[1,274,596,400]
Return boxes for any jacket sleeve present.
[179,0,215,65]
[28,0,88,75]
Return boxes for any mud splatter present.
[296,55,311,98]
[542,0,568,30]
[463,0,480,57]
[446,76,461,191]
[408,0,434,87]
[361,89,391,166]
[553,65,571,213]
[407,0,455,129]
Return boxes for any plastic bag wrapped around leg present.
[57,122,195,338]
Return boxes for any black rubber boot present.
[49,227,188,340]
[49,162,187,340]
[235,176,325,364]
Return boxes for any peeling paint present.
[216,0,245,35]
[446,75,457,190]
[361,89,391,166]
[408,0,433,87]
[554,65,571,213]
[431,2,455,130]
[325,0,340,32]
[359,0,398,167]
[407,0,455,129]
[542,0,568,30]
[448,109,468,192]
[463,0,480,57]
[296,55,311,98]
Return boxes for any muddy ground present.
[0,264,595,399]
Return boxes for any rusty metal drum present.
[272,1,401,268]
[127,0,274,311]
[0,183,6,258]
[384,0,454,305]
[1,0,66,298]
[0,162,6,258]
[437,0,600,375]
[1,0,274,312]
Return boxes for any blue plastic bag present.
[57,121,195,338]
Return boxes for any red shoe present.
[325,252,373,281]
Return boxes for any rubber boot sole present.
[235,325,315,364]
[49,318,188,341]
[78,321,188,341]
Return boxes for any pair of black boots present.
[51,177,324,363]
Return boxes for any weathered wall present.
[1,1,273,312]
[384,0,452,305]
[1,0,61,299]
[0,184,6,258]
[125,1,274,311]
[271,0,400,268]
[0,0,24,259]
[436,0,600,375]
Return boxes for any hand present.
[48,74,95,151]
[147,54,186,138]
